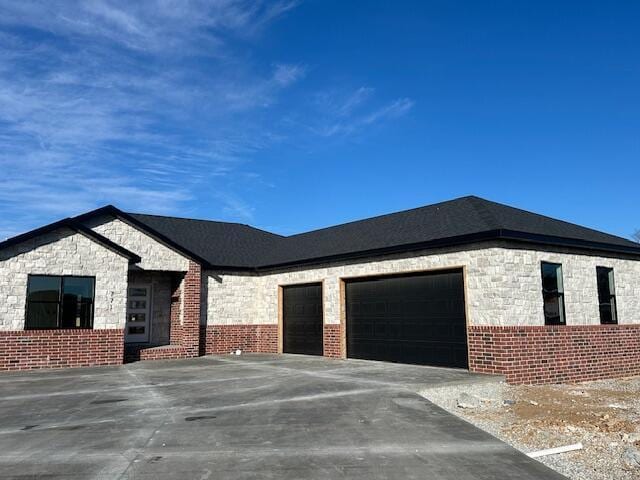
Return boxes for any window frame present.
[25,274,96,330]
[596,266,618,325]
[540,261,567,326]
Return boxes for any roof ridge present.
[129,212,285,238]
[284,195,478,238]
[466,196,501,230]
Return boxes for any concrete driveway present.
[0,354,565,479]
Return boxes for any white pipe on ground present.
[527,443,583,458]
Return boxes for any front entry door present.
[126,285,151,343]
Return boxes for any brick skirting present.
[468,324,640,384]
[323,324,343,358]
[124,343,188,362]
[0,329,124,371]
[200,324,278,355]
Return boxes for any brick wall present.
[180,261,201,357]
[323,324,343,358]
[0,329,124,371]
[140,345,187,361]
[468,325,640,384]
[200,324,278,355]
[169,276,183,346]
[165,261,201,358]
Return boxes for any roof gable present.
[0,218,141,263]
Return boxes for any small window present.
[26,275,95,329]
[541,262,566,325]
[596,267,617,324]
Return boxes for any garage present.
[345,269,468,368]
[282,283,323,355]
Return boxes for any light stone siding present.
[203,271,261,326]
[204,245,640,328]
[499,248,640,326]
[0,228,128,331]
[128,271,173,344]
[85,215,189,272]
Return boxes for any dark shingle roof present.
[123,196,640,269]
[127,214,285,269]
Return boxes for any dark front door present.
[283,283,323,355]
[346,269,468,368]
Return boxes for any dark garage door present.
[346,270,468,368]
[283,283,323,355]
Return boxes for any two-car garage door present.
[282,269,468,369]
[346,269,468,368]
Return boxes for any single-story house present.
[1,195,639,384]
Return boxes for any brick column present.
[169,275,182,346]
[180,261,202,357]
[323,324,344,358]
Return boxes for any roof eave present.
[249,229,640,272]
[497,229,640,257]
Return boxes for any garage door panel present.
[283,283,323,356]
[346,270,468,368]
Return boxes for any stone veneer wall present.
[203,244,640,383]
[85,215,189,272]
[0,228,129,331]
[205,245,640,328]
[0,228,129,371]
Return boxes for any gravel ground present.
[420,377,640,480]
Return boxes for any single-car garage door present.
[282,283,323,355]
[346,269,468,368]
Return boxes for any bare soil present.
[421,376,640,480]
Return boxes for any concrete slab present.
[0,354,565,479]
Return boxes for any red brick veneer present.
[140,344,187,360]
[168,275,182,346]
[468,324,640,384]
[180,261,201,357]
[323,324,343,358]
[200,324,278,355]
[0,329,124,371]
[166,261,201,359]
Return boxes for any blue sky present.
[0,1,638,240]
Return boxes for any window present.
[541,262,566,325]
[26,275,95,329]
[596,267,617,324]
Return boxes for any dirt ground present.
[421,376,640,480]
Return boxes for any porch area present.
[123,262,201,363]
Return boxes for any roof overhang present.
[251,229,640,272]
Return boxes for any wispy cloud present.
[0,1,412,238]
[308,87,414,138]
[0,0,302,235]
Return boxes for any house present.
[1,195,639,384]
